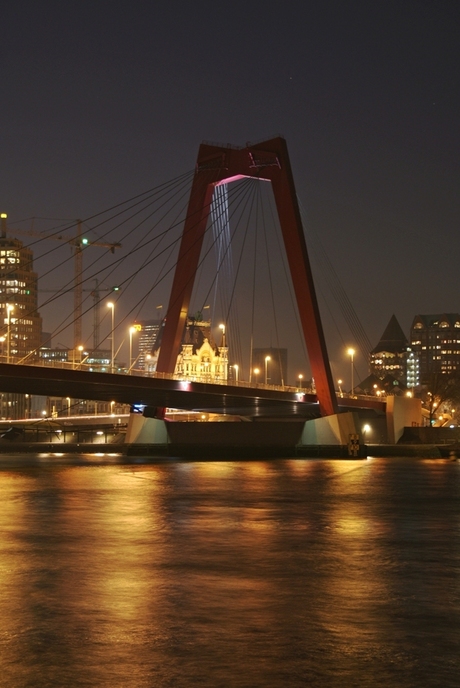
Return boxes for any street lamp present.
[78,345,84,368]
[110,400,115,415]
[66,397,71,417]
[298,374,303,389]
[264,356,271,385]
[347,348,355,397]
[107,302,115,373]
[129,326,137,373]
[233,364,239,383]
[219,323,226,347]
[337,379,343,397]
[363,424,371,441]
[253,367,260,386]
[6,304,14,364]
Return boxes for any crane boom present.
[12,220,121,348]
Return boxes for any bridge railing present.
[2,358,386,402]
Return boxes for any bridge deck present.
[0,363,385,418]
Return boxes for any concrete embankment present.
[0,441,454,463]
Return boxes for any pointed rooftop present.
[371,315,408,354]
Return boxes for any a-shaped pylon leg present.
[156,137,338,417]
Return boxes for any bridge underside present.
[0,364,384,419]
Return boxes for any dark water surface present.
[0,456,459,687]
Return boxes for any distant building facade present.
[0,215,42,362]
[369,314,419,387]
[138,318,162,370]
[410,313,460,382]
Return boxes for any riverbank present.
[0,441,455,462]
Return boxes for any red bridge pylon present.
[156,137,338,417]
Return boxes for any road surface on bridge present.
[0,363,385,418]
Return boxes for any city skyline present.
[1,2,458,381]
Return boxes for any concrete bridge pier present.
[124,410,362,455]
[125,413,168,445]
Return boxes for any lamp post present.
[219,323,226,347]
[337,379,343,397]
[66,397,71,417]
[264,356,271,385]
[78,345,84,369]
[347,348,355,397]
[298,374,303,389]
[233,364,239,383]
[0,336,5,361]
[6,304,14,364]
[107,302,115,373]
[253,367,260,386]
[129,326,136,373]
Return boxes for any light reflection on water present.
[0,457,459,687]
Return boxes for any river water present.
[0,455,459,687]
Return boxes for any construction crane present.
[11,219,121,348]
[39,279,120,351]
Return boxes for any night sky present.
[1,1,459,383]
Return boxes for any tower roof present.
[371,315,408,354]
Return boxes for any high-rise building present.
[410,313,460,382]
[370,315,411,381]
[0,214,42,363]
[138,318,162,370]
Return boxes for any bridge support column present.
[124,413,168,444]
[299,412,360,446]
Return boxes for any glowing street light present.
[264,356,271,385]
[6,304,14,364]
[129,325,137,373]
[66,397,71,417]
[107,302,115,373]
[363,424,371,441]
[219,323,226,347]
[253,367,260,386]
[347,348,355,397]
[298,374,303,389]
[233,364,239,383]
[110,400,115,415]
[337,379,343,397]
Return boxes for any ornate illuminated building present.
[148,314,228,383]
[410,313,460,382]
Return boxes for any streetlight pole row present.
[107,302,115,373]
[347,348,355,397]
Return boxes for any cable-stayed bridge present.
[1,136,380,421]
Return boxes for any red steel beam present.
[156,137,338,416]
